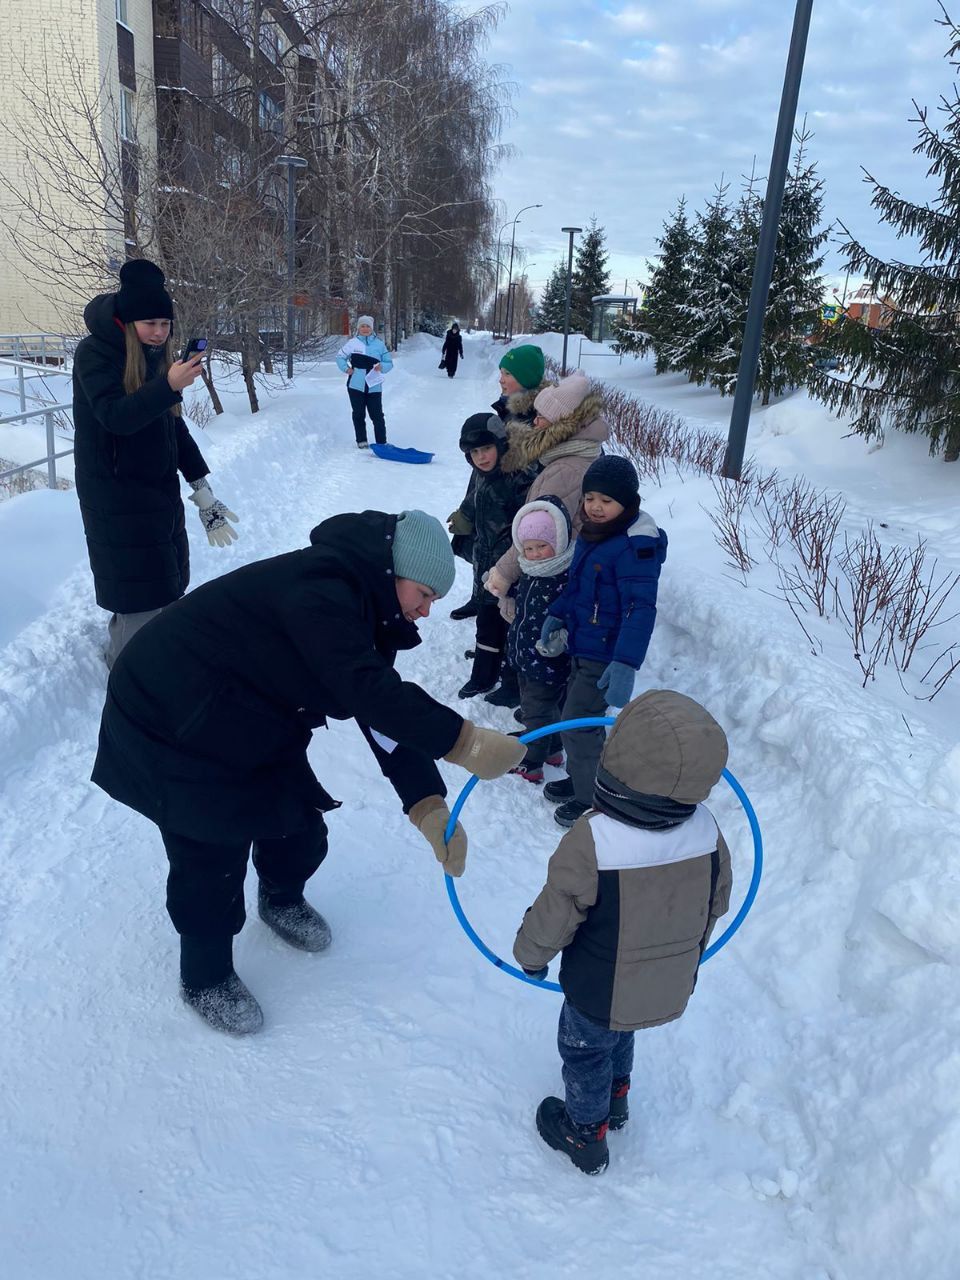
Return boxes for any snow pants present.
[347,387,386,445]
[161,811,328,940]
[517,675,564,766]
[558,1001,634,1126]
[560,658,608,805]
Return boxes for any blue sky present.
[485,0,953,297]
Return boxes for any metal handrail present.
[0,355,72,415]
[0,400,74,491]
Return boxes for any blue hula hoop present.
[443,716,763,993]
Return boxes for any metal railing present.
[0,333,76,364]
[0,401,74,490]
[0,355,72,416]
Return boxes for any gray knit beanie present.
[391,510,456,597]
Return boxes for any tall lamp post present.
[504,203,542,343]
[560,226,582,375]
[722,0,814,480]
[276,154,308,379]
[492,218,512,338]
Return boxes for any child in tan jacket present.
[513,689,732,1174]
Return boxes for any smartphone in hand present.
[181,338,208,361]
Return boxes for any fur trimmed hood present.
[493,379,553,430]
[502,391,608,473]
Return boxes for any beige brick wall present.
[0,0,157,339]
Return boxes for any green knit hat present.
[392,510,456,597]
[499,344,545,390]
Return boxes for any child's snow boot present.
[535,1097,609,1175]
[609,1076,630,1131]
[258,886,332,952]
[483,665,521,708]
[510,755,545,784]
[544,777,575,804]
[458,646,501,698]
[554,799,591,828]
[450,599,480,621]
[179,935,263,1036]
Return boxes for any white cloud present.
[607,5,655,33]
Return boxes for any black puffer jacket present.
[92,511,464,842]
[72,294,208,614]
[457,416,535,596]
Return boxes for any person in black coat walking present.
[441,323,464,377]
[91,509,525,1035]
[72,259,239,667]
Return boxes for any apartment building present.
[0,0,306,338]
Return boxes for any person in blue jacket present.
[336,315,393,449]
[538,456,668,828]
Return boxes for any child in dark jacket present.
[514,690,732,1175]
[503,497,574,783]
[449,413,533,699]
[539,455,668,829]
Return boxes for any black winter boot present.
[609,1076,630,1132]
[554,799,591,829]
[544,777,575,804]
[258,886,332,952]
[483,665,521,708]
[450,599,480,620]
[535,1097,609,1175]
[458,646,501,698]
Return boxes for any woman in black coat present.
[441,323,464,377]
[72,259,239,667]
[92,509,525,1035]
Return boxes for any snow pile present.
[0,331,957,1279]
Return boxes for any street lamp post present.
[492,218,512,338]
[504,203,542,343]
[560,226,582,376]
[276,154,308,380]
[722,0,814,480]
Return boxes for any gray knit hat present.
[392,510,456,597]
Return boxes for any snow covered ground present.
[0,333,957,1279]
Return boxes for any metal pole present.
[561,226,582,376]
[18,363,25,414]
[285,163,296,380]
[45,412,56,489]
[723,0,815,480]
[504,221,519,344]
[492,220,510,338]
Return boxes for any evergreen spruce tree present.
[754,132,828,405]
[533,259,570,333]
[569,217,611,336]
[812,10,960,460]
[669,182,742,389]
[613,197,695,369]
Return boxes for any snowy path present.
[0,334,957,1279]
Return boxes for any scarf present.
[578,500,640,543]
[518,543,575,578]
[593,765,697,830]
[539,437,603,466]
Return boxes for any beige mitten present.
[409,796,468,876]
[443,722,526,780]
[498,596,517,623]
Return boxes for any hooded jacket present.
[336,331,393,393]
[513,690,732,1031]
[506,497,572,687]
[455,416,535,590]
[493,390,610,588]
[549,507,668,669]
[71,293,209,614]
[92,511,464,842]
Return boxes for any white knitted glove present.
[189,477,239,547]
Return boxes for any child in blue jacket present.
[336,316,393,448]
[505,497,574,783]
[539,456,667,828]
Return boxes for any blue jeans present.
[558,1000,634,1126]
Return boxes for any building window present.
[116,0,128,23]
[258,91,283,136]
[119,86,136,141]
[259,16,281,63]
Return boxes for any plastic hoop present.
[443,716,763,992]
